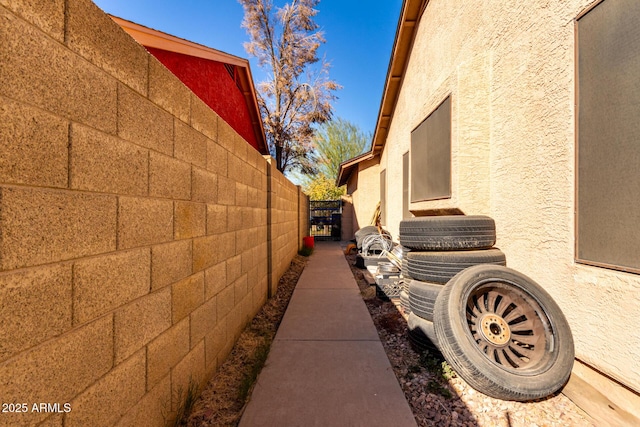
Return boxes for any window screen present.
[411,96,451,202]
[577,0,640,273]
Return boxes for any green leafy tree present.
[313,117,369,179]
[301,117,369,200]
[303,174,346,201]
[239,0,340,174]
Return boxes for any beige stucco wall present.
[380,0,640,395]
[346,158,381,234]
[0,1,308,425]
[340,195,355,241]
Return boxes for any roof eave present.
[336,151,376,187]
[236,62,269,155]
[111,15,269,155]
[111,16,249,65]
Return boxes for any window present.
[411,96,451,202]
[403,152,411,218]
[576,0,640,273]
[380,169,386,225]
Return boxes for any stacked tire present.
[398,246,411,315]
[399,215,575,401]
[400,216,505,351]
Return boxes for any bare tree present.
[239,0,340,173]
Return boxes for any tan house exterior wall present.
[345,158,380,236]
[0,1,308,426]
[377,0,640,410]
[340,195,355,241]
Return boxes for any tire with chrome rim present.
[433,264,574,401]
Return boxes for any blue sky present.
[93,0,403,143]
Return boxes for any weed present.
[238,338,271,402]
[419,351,441,372]
[417,351,456,399]
[407,364,422,375]
[440,360,457,381]
[298,246,314,257]
[426,379,452,399]
[165,378,199,427]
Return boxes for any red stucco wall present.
[147,47,259,150]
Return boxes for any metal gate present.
[310,200,341,241]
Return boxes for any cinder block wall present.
[0,1,308,426]
[265,159,304,296]
[298,187,310,245]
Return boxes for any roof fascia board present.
[111,16,248,67]
[336,152,376,187]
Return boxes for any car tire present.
[408,280,443,321]
[406,248,506,284]
[433,265,575,401]
[408,312,439,351]
[399,215,496,250]
[400,289,411,315]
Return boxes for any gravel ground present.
[345,253,597,427]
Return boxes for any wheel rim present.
[465,280,556,375]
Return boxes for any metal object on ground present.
[377,262,399,274]
[382,246,403,269]
[362,232,393,256]
[375,277,402,299]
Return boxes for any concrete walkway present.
[239,241,417,427]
